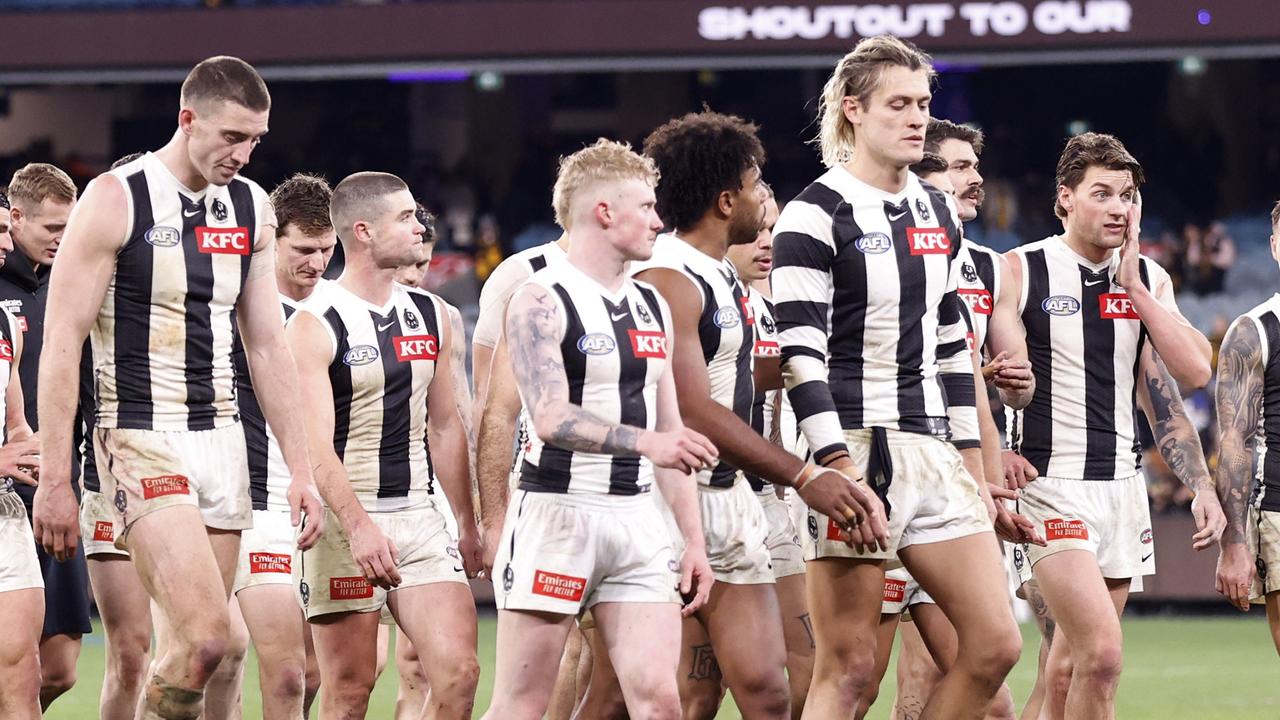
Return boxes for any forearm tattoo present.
[1143,349,1212,495]
[1215,321,1265,545]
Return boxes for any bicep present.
[286,315,337,451]
[504,284,569,415]
[1216,319,1266,433]
[45,176,128,333]
[635,270,712,399]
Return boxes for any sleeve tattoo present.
[1214,320,1265,545]
[1142,348,1213,495]
[506,285,643,456]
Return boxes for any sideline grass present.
[46,615,1276,718]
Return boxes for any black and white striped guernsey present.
[95,152,269,431]
[0,309,18,445]
[232,291,304,511]
[955,238,1001,352]
[771,168,978,460]
[298,282,447,512]
[1009,235,1167,481]
[746,287,780,493]
[517,262,672,496]
[632,233,754,488]
[1228,296,1280,512]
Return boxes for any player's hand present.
[287,479,325,551]
[481,521,503,579]
[1003,450,1039,490]
[1215,541,1254,612]
[32,470,79,562]
[989,484,1046,546]
[457,522,484,579]
[677,542,714,618]
[800,459,889,553]
[0,436,41,487]
[348,515,402,589]
[987,352,1034,393]
[637,428,718,475]
[1190,488,1226,551]
[1115,201,1142,290]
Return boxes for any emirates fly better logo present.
[532,570,586,602]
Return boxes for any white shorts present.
[233,509,298,594]
[1017,473,1153,586]
[1249,506,1280,603]
[495,490,678,614]
[757,488,804,579]
[299,501,465,619]
[80,488,128,558]
[94,424,253,547]
[881,566,934,615]
[674,479,773,585]
[803,429,992,561]
[0,491,42,593]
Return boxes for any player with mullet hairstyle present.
[0,188,44,720]
[32,56,325,720]
[637,110,888,720]
[288,172,481,720]
[1007,133,1224,720]
[772,35,1024,719]
[484,139,717,720]
[1215,199,1280,652]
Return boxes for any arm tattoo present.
[1142,349,1212,495]
[1215,320,1265,545]
[506,285,643,456]
[448,308,475,448]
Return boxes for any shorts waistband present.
[844,427,943,447]
[1037,472,1141,484]
[0,490,25,518]
[518,488,655,511]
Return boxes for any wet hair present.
[643,111,765,232]
[0,190,9,211]
[270,173,333,237]
[925,118,985,156]
[1054,132,1144,219]
[910,152,948,176]
[415,202,437,245]
[109,152,145,170]
[7,163,77,208]
[180,56,270,112]
[551,138,658,230]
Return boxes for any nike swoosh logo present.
[610,312,627,321]
[452,566,464,573]
[1083,279,1105,286]
[183,208,201,217]
[888,210,908,221]
[377,320,394,331]
[1141,552,1153,563]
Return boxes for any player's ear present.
[841,95,862,127]
[594,200,613,228]
[1270,233,1279,263]
[1057,185,1073,215]
[178,107,197,136]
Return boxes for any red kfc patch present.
[627,330,667,359]
[826,518,849,542]
[1099,293,1140,320]
[883,578,907,603]
[393,335,439,362]
[754,340,780,357]
[0,340,11,362]
[140,475,190,500]
[250,552,292,574]
[93,521,114,543]
[531,570,586,602]
[907,227,951,255]
[739,296,755,325]
[196,227,251,255]
[1045,518,1089,541]
[330,576,374,600]
[958,288,993,315]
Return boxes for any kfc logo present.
[250,553,292,574]
[140,475,190,500]
[739,296,755,326]
[393,335,439,362]
[754,340,780,357]
[826,518,849,542]
[330,576,374,600]
[1099,293,1140,320]
[196,227,250,255]
[958,288,993,315]
[532,570,586,602]
[627,330,667,359]
[1045,518,1089,541]
[0,340,11,362]
[93,521,114,543]
[883,578,907,603]
[907,227,951,255]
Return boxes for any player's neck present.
[676,222,729,261]
[1061,228,1113,265]
[750,277,771,298]
[843,154,909,195]
[276,276,313,303]
[336,255,397,308]
[566,234,627,294]
[155,132,210,193]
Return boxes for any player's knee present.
[1075,639,1123,688]
[630,683,683,720]
[144,676,205,720]
[822,641,877,701]
[432,654,480,707]
[108,630,152,690]
[682,682,725,720]
[961,626,1021,683]
[304,663,322,703]
[734,666,791,715]
[40,661,78,700]
[267,662,307,704]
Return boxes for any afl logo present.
[145,226,180,247]
[577,333,616,355]
[855,232,892,254]
[343,345,380,366]
[713,306,741,329]
[1041,295,1080,316]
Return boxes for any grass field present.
[46,614,1277,719]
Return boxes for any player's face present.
[11,198,72,267]
[845,66,931,169]
[609,179,664,262]
[0,208,12,268]
[727,195,779,282]
[184,100,269,187]
[369,189,426,270]
[728,166,767,247]
[1060,166,1135,250]
[918,170,956,197]
[937,138,983,222]
[276,224,336,290]
[394,241,435,288]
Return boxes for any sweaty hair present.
[110,152,145,171]
[816,35,935,168]
[415,202,438,245]
[925,118,985,156]
[910,152,948,176]
[7,163,76,209]
[270,173,333,237]
[1054,132,1144,219]
[0,190,9,211]
[180,56,270,112]
[643,111,766,232]
[551,138,659,231]
[330,172,409,243]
